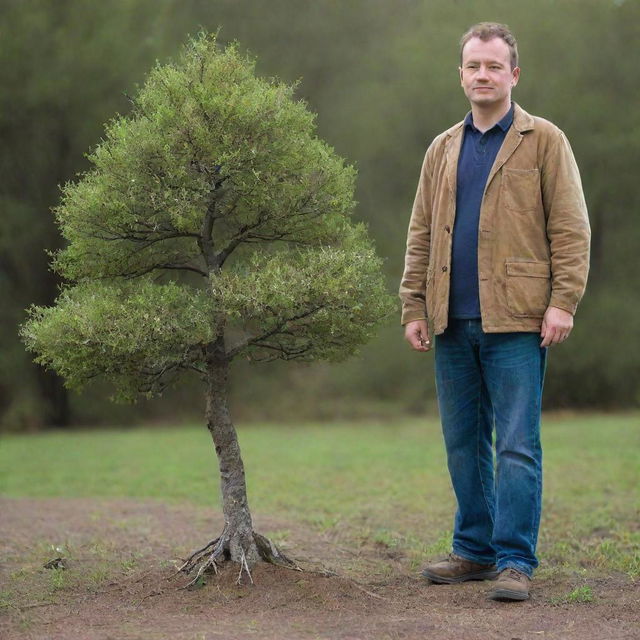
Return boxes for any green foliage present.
[53,33,356,282]
[22,30,394,400]
[213,224,391,362]
[550,584,595,605]
[21,280,215,401]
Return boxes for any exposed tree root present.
[174,530,301,589]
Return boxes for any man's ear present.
[511,66,521,87]
[459,66,464,86]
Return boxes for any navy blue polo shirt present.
[449,104,514,319]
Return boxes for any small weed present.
[567,585,594,603]
[550,583,595,605]
[597,539,622,561]
[245,618,259,631]
[47,569,66,593]
[88,565,111,590]
[120,556,138,573]
[0,589,15,610]
[17,615,34,632]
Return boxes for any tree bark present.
[205,337,259,566]
[177,336,299,585]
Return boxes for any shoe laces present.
[503,568,526,582]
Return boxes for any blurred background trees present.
[2,0,638,429]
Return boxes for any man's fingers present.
[541,325,572,347]
[410,332,423,349]
[404,321,431,351]
[541,306,574,347]
[413,328,430,351]
[540,325,555,347]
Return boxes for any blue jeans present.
[434,319,547,577]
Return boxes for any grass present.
[566,584,595,603]
[1,413,638,577]
[549,583,595,605]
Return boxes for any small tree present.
[21,32,393,582]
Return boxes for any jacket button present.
[442,266,448,272]
[444,225,451,233]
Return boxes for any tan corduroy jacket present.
[399,103,591,334]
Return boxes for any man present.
[399,22,590,601]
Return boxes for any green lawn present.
[1,414,638,576]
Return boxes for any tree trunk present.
[178,337,298,585]
[205,342,259,566]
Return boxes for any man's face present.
[459,36,520,108]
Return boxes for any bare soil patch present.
[1,497,638,639]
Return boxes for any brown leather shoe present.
[421,552,499,584]
[488,568,531,601]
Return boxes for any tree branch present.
[81,222,200,245]
[213,183,329,266]
[226,305,324,359]
[215,212,269,266]
[251,340,312,357]
[120,261,207,279]
[199,201,217,271]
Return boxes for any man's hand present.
[404,319,432,352]
[540,306,574,347]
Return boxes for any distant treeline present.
[1,0,638,429]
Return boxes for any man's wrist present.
[547,298,576,316]
[401,311,428,326]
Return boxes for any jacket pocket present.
[502,168,541,212]
[505,259,551,317]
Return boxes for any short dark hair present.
[460,22,519,70]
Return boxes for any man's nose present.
[476,66,490,80]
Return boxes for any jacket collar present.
[445,102,534,138]
[512,103,535,133]
[444,103,534,196]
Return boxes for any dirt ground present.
[1,497,638,640]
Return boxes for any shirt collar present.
[464,102,514,133]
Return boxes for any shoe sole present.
[488,588,529,601]
[422,569,499,584]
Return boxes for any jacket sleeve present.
[541,131,591,315]
[399,149,433,326]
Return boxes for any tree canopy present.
[21,32,393,402]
